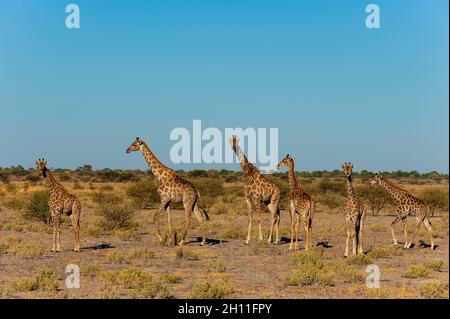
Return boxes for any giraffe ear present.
[44,161,48,166]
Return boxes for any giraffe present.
[342,162,366,257]
[229,135,281,245]
[35,159,81,252]
[126,137,209,246]
[277,154,314,251]
[369,174,435,250]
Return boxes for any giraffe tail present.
[308,200,315,230]
[196,191,210,221]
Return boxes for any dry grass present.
[0,178,448,299]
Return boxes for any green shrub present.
[418,281,448,299]
[2,195,26,213]
[11,268,58,292]
[98,269,172,299]
[23,191,50,224]
[193,178,225,198]
[403,265,433,279]
[98,203,136,231]
[346,254,373,266]
[92,192,136,231]
[357,185,393,216]
[318,194,344,211]
[419,187,449,216]
[423,260,445,272]
[317,180,346,196]
[126,180,159,208]
[188,279,234,299]
[286,248,333,286]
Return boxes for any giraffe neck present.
[43,169,63,194]
[346,175,355,199]
[378,179,405,203]
[287,160,301,192]
[233,144,258,176]
[140,142,168,180]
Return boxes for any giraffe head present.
[126,137,143,153]
[369,173,383,185]
[277,154,293,170]
[342,162,354,177]
[229,135,240,152]
[35,158,48,177]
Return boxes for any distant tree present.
[356,185,393,216]
[82,164,93,172]
[419,187,449,216]
[187,170,209,178]
[24,191,50,224]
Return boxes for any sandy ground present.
[0,206,448,299]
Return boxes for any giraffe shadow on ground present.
[80,243,115,251]
[316,241,333,249]
[184,237,227,246]
[419,240,438,249]
[279,237,293,244]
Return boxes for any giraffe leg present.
[179,200,194,246]
[154,199,170,244]
[267,209,275,244]
[253,201,263,242]
[352,228,357,256]
[166,207,174,246]
[294,214,300,250]
[51,213,57,252]
[303,221,309,251]
[54,215,61,252]
[390,215,403,246]
[193,204,207,246]
[288,204,295,251]
[423,217,435,250]
[401,218,409,248]
[407,216,424,249]
[344,227,350,258]
[275,209,281,245]
[70,209,81,252]
[267,202,279,244]
[245,198,253,245]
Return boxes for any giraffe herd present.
[32,136,436,255]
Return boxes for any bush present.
[126,180,159,208]
[98,203,135,231]
[419,187,449,216]
[317,180,346,196]
[193,178,225,198]
[188,279,234,299]
[286,248,333,286]
[2,196,26,213]
[93,192,136,231]
[357,185,393,216]
[91,191,123,206]
[402,265,433,279]
[418,281,448,299]
[98,269,172,299]
[318,194,344,211]
[23,191,50,224]
[11,268,58,293]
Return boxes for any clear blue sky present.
[0,0,448,172]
